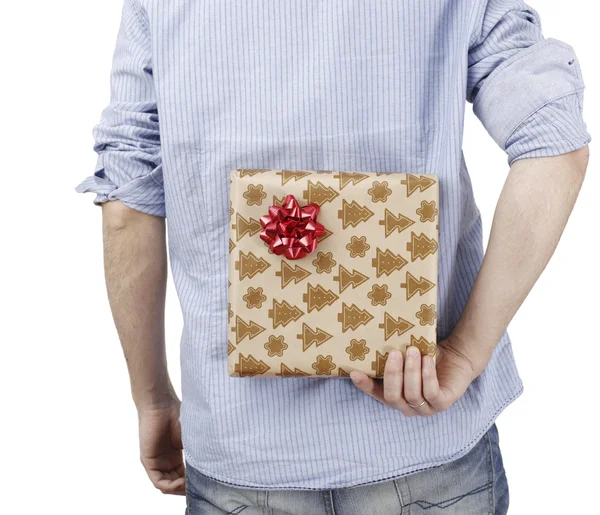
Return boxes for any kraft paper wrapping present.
[227,169,439,378]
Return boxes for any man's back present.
[76,0,589,490]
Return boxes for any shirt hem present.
[183,382,524,491]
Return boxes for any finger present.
[422,354,444,411]
[403,346,423,407]
[147,469,186,496]
[350,371,385,404]
[403,346,434,416]
[156,477,186,496]
[383,351,414,416]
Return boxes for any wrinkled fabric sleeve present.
[75,0,165,217]
[467,0,591,166]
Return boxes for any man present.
[76,0,590,513]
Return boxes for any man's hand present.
[139,398,185,495]
[350,335,487,417]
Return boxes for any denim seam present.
[487,429,495,514]
[392,479,405,513]
[404,477,413,515]
[405,483,491,511]
[323,490,336,515]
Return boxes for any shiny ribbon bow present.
[259,194,325,260]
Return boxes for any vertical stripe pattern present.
[75,0,590,489]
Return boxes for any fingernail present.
[350,372,360,383]
[407,346,418,359]
[389,350,400,362]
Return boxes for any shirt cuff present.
[75,155,166,218]
[473,38,588,161]
[505,93,591,165]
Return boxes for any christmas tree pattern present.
[229,200,234,222]
[228,340,235,356]
[338,200,375,229]
[379,209,415,237]
[229,239,236,254]
[303,181,339,205]
[243,184,267,206]
[228,303,233,322]
[346,235,370,258]
[232,213,262,241]
[406,231,438,261]
[242,287,267,309]
[277,169,311,185]
[367,181,392,203]
[371,351,389,377]
[268,299,305,328]
[235,251,271,280]
[345,339,370,361]
[276,261,311,289]
[264,335,288,357]
[238,169,268,177]
[231,316,266,344]
[234,354,271,376]
[312,355,336,375]
[338,303,374,332]
[303,283,339,312]
[416,304,437,326]
[379,312,415,341]
[333,171,369,189]
[276,363,310,377]
[297,323,333,351]
[272,195,285,207]
[312,251,336,274]
[416,200,438,223]
[401,271,436,300]
[333,265,369,293]
[372,248,408,277]
[401,174,436,197]
[338,368,351,377]
[410,334,436,357]
[319,227,334,242]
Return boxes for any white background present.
[0,1,597,513]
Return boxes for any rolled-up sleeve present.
[75,0,165,217]
[467,0,591,166]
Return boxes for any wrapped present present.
[227,169,439,378]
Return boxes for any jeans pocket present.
[395,424,505,514]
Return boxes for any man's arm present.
[453,146,589,372]
[350,0,591,414]
[102,199,185,495]
[102,201,170,407]
[75,0,182,493]
[351,148,589,414]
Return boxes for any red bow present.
[259,194,325,260]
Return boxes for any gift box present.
[227,169,439,378]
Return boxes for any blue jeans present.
[185,423,508,514]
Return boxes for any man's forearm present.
[452,147,589,374]
[101,200,174,409]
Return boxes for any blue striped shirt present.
[76,0,590,489]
